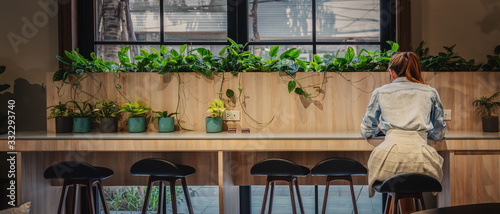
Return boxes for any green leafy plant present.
[53,50,119,82]
[93,100,121,118]
[416,43,481,71]
[482,45,500,71]
[153,110,178,118]
[473,92,500,117]
[47,101,73,119]
[69,100,93,118]
[207,99,225,118]
[118,100,151,118]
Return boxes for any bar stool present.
[311,158,367,214]
[43,161,113,214]
[250,158,310,214]
[373,173,442,214]
[130,158,195,214]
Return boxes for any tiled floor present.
[166,185,383,214]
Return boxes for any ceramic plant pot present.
[482,116,499,132]
[158,117,175,132]
[128,117,146,133]
[73,118,91,133]
[205,117,222,133]
[55,117,73,133]
[100,118,118,133]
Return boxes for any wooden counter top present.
[2,131,499,152]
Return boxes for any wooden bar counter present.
[2,131,500,213]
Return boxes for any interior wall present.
[411,0,500,63]
[0,0,59,131]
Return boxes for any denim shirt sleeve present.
[360,89,381,139]
[428,90,446,140]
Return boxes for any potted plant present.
[473,91,500,132]
[153,110,178,132]
[69,101,93,133]
[47,101,74,133]
[206,99,225,133]
[119,101,151,133]
[93,100,121,133]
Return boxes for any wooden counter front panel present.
[451,151,500,206]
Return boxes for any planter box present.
[73,118,91,133]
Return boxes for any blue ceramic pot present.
[158,117,175,132]
[205,117,222,133]
[73,118,91,133]
[128,117,146,133]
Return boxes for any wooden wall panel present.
[451,151,500,205]
[46,72,500,133]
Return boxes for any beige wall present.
[412,0,500,63]
[0,0,58,131]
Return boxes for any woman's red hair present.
[388,52,424,84]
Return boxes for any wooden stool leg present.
[294,178,305,214]
[181,177,194,214]
[383,194,392,214]
[170,179,178,214]
[97,181,110,214]
[418,193,425,210]
[321,179,330,214]
[268,182,275,214]
[347,177,359,214]
[142,177,154,214]
[73,184,79,214]
[261,180,270,214]
[57,180,69,214]
[158,181,165,214]
[87,181,95,214]
[289,180,297,214]
[392,194,398,214]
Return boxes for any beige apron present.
[367,129,444,197]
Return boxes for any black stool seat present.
[251,158,309,214]
[44,161,114,180]
[250,158,310,177]
[130,158,196,177]
[312,158,367,214]
[131,158,195,214]
[44,161,113,214]
[373,173,442,193]
[412,203,500,214]
[311,157,367,176]
[374,173,442,214]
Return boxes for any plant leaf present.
[56,56,71,65]
[313,54,322,63]
[288,80,296,93]
[160,45,167,55]
[180,44,187,54]
[294,87,305,95]
[226,89,235,98]
[269,46,279,58]
[295,59,307,70]
[345,47,354,62]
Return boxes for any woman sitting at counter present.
[360,52,447,197]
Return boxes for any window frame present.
[77,0,396,60]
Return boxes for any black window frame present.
[78,0,395,61]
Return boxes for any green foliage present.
[68,100,93,118]
[473,92,500,117]
[213,38,257,75]
[93,100,121,118]
[53,50,119,82]
[482,45,500,71]
[105,186,189,211]
[207,99,225,118]
[414,42,481,71]
[47,101,73,119]
[153,110,178,118]
[118,100,151,118]
[225,89,235,98]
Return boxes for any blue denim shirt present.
[360,77,446,140]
